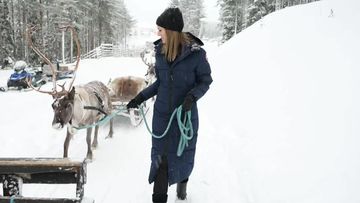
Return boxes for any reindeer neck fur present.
[70,84,106,128]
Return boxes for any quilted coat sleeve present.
[188,49,213,101]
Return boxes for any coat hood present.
[153,32,204,54]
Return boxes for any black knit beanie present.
[156,7,184,32]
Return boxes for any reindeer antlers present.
[26,77,68,97]
[26,25,57,94]
[140,50,154,67]
[26,25,81,97]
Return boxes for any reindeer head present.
[51,87,75,129]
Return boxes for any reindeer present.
[140,49,156,85]
[26,26,113,161]
[108,76,147,103]
[107,76,148,126]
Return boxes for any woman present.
[127,7,212,203]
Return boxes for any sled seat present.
[0,158,93,203]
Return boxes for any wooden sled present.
[0,158,93,203]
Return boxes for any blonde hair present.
[162,30,189,62]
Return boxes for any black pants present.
[153,156,189,195]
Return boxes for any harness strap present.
[81,91,107,115]
[93,91,104,109]
[74,106,127,130]
[83,106,107,116]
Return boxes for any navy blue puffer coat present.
[140,33,213,185]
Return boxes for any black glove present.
[127,94,145,109]
[182,94,195,112]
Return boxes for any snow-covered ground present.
[1,0,360,202]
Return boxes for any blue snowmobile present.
[7,70,32,89]
[6,61,46,90]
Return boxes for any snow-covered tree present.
[180,0,205,36]
[218,0,244,42]
[247,0,275,27]
[219,0,318,42]
[274,0,319,10]
[3,0,133,65]
[0,0,15,62]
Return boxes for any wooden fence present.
[80,44,142,60]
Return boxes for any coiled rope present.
[139,104,194,157]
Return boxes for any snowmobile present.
[5,61,46,91]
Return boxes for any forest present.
[0,0,132,65]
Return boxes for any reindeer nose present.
[52,123,63,129]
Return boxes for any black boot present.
[152,193,168,203]
[153,156,168,202]
[176,181,187,200]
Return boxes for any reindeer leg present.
[86,127,93,161]
[106,118,114,139]
[92,126,99,149]
[64,129,73,158]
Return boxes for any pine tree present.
[0,0,15,62]
[218,0,243,42]
[247,0,274,27]
[111,0,133,44]
[180,0,205,36]
[4,0,133,65]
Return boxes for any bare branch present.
[64,26,81,92]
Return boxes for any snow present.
[1,0,360,202]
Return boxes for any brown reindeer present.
[26,26,113,161]
[108,76,148,126]
[108,76,147,103]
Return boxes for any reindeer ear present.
[68,86,75,100]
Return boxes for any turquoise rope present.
[72,103,194,157]
[176,106,194,157]
[74,106,127,130]
[140,104,193,157]
[10,195,15,203]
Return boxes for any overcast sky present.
[123,0,219,27]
